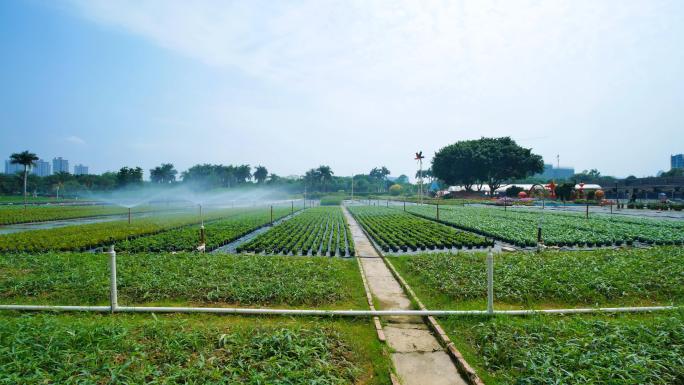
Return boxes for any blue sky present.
[1,0,683,179]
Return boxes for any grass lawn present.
[0,253,368,309]
[438,311,684,385]
[388,247,684,310]
[0,312,391,384]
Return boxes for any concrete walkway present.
[343,208,467,385]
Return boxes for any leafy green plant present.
[441,312,684,385]
[0,205,154,225]
[237,207,355,256]
[0,253,366,308]
[390,247,684,308]
[0,208,272,252]
[348,205,491,252]
[405,205,684,247]
[0,314,385,384]
[116,208,292,252]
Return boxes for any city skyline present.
[3,155,89,177]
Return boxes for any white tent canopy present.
[447,183,602,194]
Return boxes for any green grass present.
[439,311,684,385]
[0,313,391,384]
[389,247,684,309]
[0,253,368,309]
[320,195,344,206]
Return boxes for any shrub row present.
[406,205,684,247]
[348,205,491,253]
[237,207,355,257]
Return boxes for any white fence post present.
[108,245,118,312]
[487,247,494,315]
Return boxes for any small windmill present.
[415,151,425,203]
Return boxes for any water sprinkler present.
[199,204,203,226]
[198,224,206,253]
[128,207,131,224]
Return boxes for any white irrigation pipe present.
[0,304,676,316]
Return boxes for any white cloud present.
[61,0,684,177]
[65,135,86,145]
[66,0,668,91]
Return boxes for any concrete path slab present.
[343,207,468,385]
[392,352,468,385]
[384,327,443,352]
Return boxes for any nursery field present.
[389,247,684,309]
[0,313,390,385]
[0,252,366,308]
[348,205,492,252]
[440,311,684,385]
[116,207,293,252]
[0,204,154,225]
[2,201,684,384]
[0,206,284,252]
[406,204,684,247]
[237,206,355,256]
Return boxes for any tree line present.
[1,150,415,199]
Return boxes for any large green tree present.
[116,167,143,187]
[150,163,177,184]
[369,166,391,192]
[9,150,39,206]
[432,137,544,193]
[431,140,485,191]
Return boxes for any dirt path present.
[343,207,467,385]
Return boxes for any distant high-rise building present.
[538,164,575,180]
[32,159,51,177]
[52,157,69,174]
[672,154,684,170]
[74,164,89,175]
[4,160,23,174]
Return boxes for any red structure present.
[546,180,557,199]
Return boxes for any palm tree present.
[317,165,334,192]
[304,169,321,191]
[10,151,39,207]
[235,165,252,184]
[254,165,268,184]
